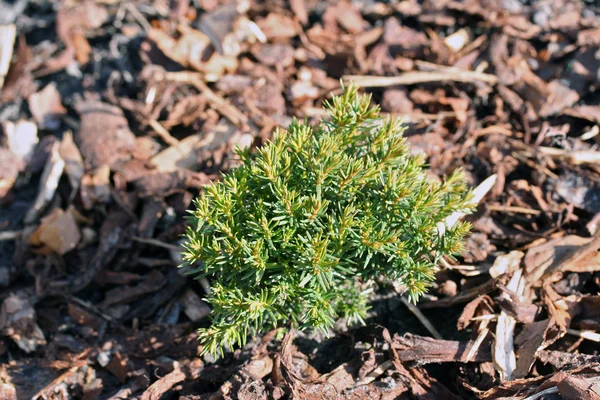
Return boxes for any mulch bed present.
[1,0,600,398]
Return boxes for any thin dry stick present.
[70,296,115,322]
[0,230,21,241]
[487,205,541,215]
[466,327,489,362]
[455,34,487,60]
[538,146,600,165]
[383,111,457,122]
[415,60,473,72]
[148,119,181,149]
[125,2,151,32]
[440,261,479,273]
[343,70,498,87]
[420,278,500,309]
[354,360,393,386]
[567,328,600,343]
[131,236,181,251]
[513,152,559,179]
[400,296,443,340]
[192,79,249,126]
[164,71,248,126]
[471,314,498,322]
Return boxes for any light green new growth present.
[182,85,472,356]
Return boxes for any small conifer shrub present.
[182,85,472,356]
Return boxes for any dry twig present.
[343,70,497,87]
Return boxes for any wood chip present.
[0,292,46,353]
[24,141,65,223]
[28,208,81,255]
[28,83,66,130]
[0,24,16,89]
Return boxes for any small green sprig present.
[182,85,472,356]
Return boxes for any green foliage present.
[182,85,472,356]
